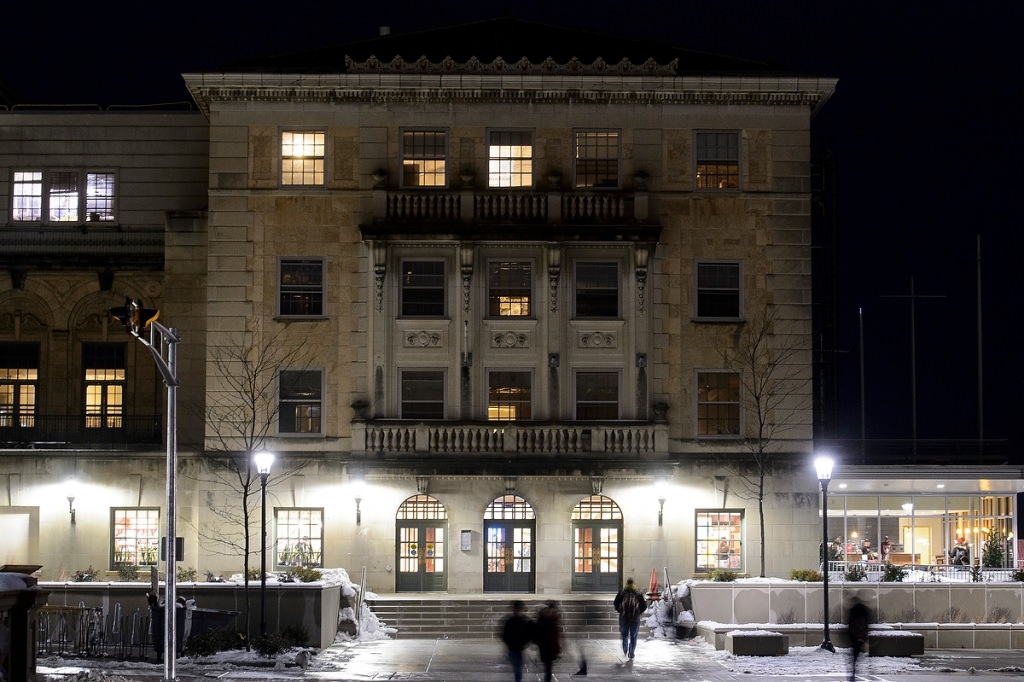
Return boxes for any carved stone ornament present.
[578,331,617,348]
[492,331,529,348]
[405,330,442,348]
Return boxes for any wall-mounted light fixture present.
[655,480,668,526]
[352,478,365,525]
[67,479,77,526]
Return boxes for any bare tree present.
[190,319,317,643]
[720,305,811,577]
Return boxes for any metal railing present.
[0,415,162,449]
[825,560,1019,583]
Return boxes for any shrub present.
[707,568,738,582]
[789,569,823,582]
[246,567,264,581]
[252,632,289,657]
[844,565,867,582]
[288,565,323,583]
[176,566,198,582]
[73,566,96,582]
[184,629,243,657]
[970,564,984,583]
[881,564,906,582]
[1011,569,1024,582]
[117,564,140,582]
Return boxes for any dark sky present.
[4,2,1021,454]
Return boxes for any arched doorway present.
[483,494,536,592]
[395,494,448,592]
[571,494,623,592]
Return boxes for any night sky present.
[4,2,1021,455]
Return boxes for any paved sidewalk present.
[38,638,1024,681]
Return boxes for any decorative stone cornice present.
[343,54,680,75]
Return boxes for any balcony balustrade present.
[0,415,162,449]
[374,187,648,225]
[0,227,164,269]
[354,420,667,458]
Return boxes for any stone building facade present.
[2,21,841,591]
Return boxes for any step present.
[365,596,644,640]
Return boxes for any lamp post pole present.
[815,456,836,653]
[254,452,274,638]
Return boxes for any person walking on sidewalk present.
[847,596,872,681]
[613,578,647,661]
[500,600,533,682]
[534,600,562,682]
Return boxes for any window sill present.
[274,316,329,322]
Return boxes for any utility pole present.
[881,277,944,457]
[110,298,179,681]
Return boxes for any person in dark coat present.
[847,597,872,681]
[500,600,533,682]
[147,593,165,662]
[613,578,646,661]
[534,600,562,682]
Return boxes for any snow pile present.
[644,582,696,639]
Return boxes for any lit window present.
[696,262,741,319]
[697,371,740,436]
[281,131,325,186]
[575,372,619,420]
[402,130,447,187]
[12,170,116,223]
[279,369,322,434]
[275,508,324,568]
[279,258,325,317]
[575,262,619,318]
[111,508,160,568]
[400,370,445,420]
[488,371,532,421]
[83,343,125,429]
[488,130,533,188]
[488,261,532,317]
[401,261,446,317]
[575,130,620,188]
[696,510,744,572]
[0,343,39,429]
[696,131,739,190]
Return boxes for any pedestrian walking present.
[534,600,562,682]
[847,596,872,681]
[500,600,533,682]
[613,577,647,661]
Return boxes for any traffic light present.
[108,297,159,335]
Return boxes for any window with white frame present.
[0,342,38,429]
[401,260,446,317]
[281,131,325,186]
[696,131,739,190]
[696,371,740,436]
[400,370,445,420]
[574,130,620,188]
[402,130,447,187]
[574,262,619,318]
[11,170,116,223]
[488,371,532,421]
[488,261,532,317]
[696,510,743,572]
[488,130,533,188]
[279,258,325,317]
[83,343,125,429]
[279,369,322,434]
[695,261,741,319]
[111,507,160,567]
[275,508,324,568]
[575,371,619,420]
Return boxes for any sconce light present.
[548,353,559,368]
[352,478,365,525]
[656,479,668,526]
[68,495,76,525]
[67,479,77,526]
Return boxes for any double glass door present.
[484,520,535,592]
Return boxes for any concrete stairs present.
[366,595,627,639]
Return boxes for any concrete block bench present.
[868,631,924,657]
[726,630,789,656]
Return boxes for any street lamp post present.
[815,455,836,653]
[254,451,274,638]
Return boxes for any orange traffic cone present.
[647,568,660,600]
